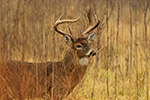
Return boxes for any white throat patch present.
[79,58,89,66]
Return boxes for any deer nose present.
[88,50,96,57]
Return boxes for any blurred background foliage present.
[0,0,150,100]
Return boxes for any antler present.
[54,15,80,39]
[82,15,100,36]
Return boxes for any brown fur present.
[75,38,88,44]
[5,50,88,100]
[3,32,97,100]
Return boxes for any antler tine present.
[82,15,100,36]
[68,26,74,39]
[68,26,73,35]
[54,15,80,38]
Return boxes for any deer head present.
[54,15,100,65]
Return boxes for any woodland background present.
[0,0,150,100]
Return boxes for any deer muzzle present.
[87,49,96,57]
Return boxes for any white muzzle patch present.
[85,49,93,56]
[79,58,89,66]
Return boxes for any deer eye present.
[76,45,82,48]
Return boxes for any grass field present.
[0,0,150,100]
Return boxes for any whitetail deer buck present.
[5,16,100,100]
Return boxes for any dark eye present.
[76,45,82,48]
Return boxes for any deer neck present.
[63,49,89,67]
[62,49,89,94]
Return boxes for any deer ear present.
[64,34,73,47]
[88,33,96,43]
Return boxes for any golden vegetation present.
[0,0,150,100]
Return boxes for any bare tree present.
[106,0,109,99]
[134,2,139,99]
[115,0,120,99]
[129,0,133,99]
[21,0,26,61]
[143,1,149,100]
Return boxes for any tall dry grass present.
[0,0,150,100]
